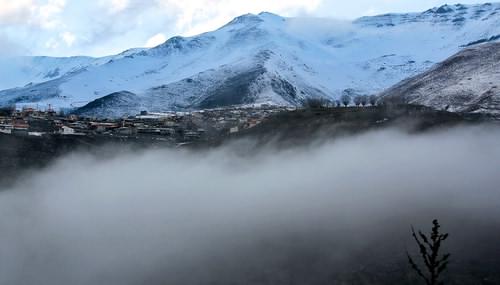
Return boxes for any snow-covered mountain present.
[0,48,145,91]
[380,42,500,117]
[1,3,499,117]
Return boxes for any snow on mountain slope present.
[1,3,500,116]
[0,56,94,91]
[380,42,500,117]
[0,48,147,91]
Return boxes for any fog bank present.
[1,126,500,284]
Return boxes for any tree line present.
[303,94,379,109]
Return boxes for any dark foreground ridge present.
[0,104,489,186]
[229,104,482,144]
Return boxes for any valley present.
[1,2,500,285]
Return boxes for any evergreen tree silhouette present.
[407,219,450,285]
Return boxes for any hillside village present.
[0,105,290,145]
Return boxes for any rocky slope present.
[380,42,500,117]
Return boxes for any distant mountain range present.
[0,2,499,117]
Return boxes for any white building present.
[61,126,75,135]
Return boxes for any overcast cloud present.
[0,0,491,57]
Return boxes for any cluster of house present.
[0,107,60,137]
[0,105,289,143]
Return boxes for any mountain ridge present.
[1,2,500,117]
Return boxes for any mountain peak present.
[436,4,454,13]
[355,2,500,27]
[425,2,499,14]
[226,13,264,26]
[223,12,285,28]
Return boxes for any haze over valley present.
[2,126,500,285]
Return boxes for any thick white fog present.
[1,126,500,284]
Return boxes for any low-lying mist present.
[1,125,500,285]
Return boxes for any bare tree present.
[360,95,368,106]
[408,219,450,285]
[353,96,362,106]
[335,100,341,107]
[341,94,351,107]
[303,97,328,109]
[369,95,378,106]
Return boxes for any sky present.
[0,0,491,57]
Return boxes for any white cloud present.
[106,0,130,14]
[44,37,59,50]
[157,0,322,36]
[145,33,166,47]
[0,0,492,57]
[0,0,65,28]
[0,0,35,25]
[36,0,65,29]
[61,31,75,46]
